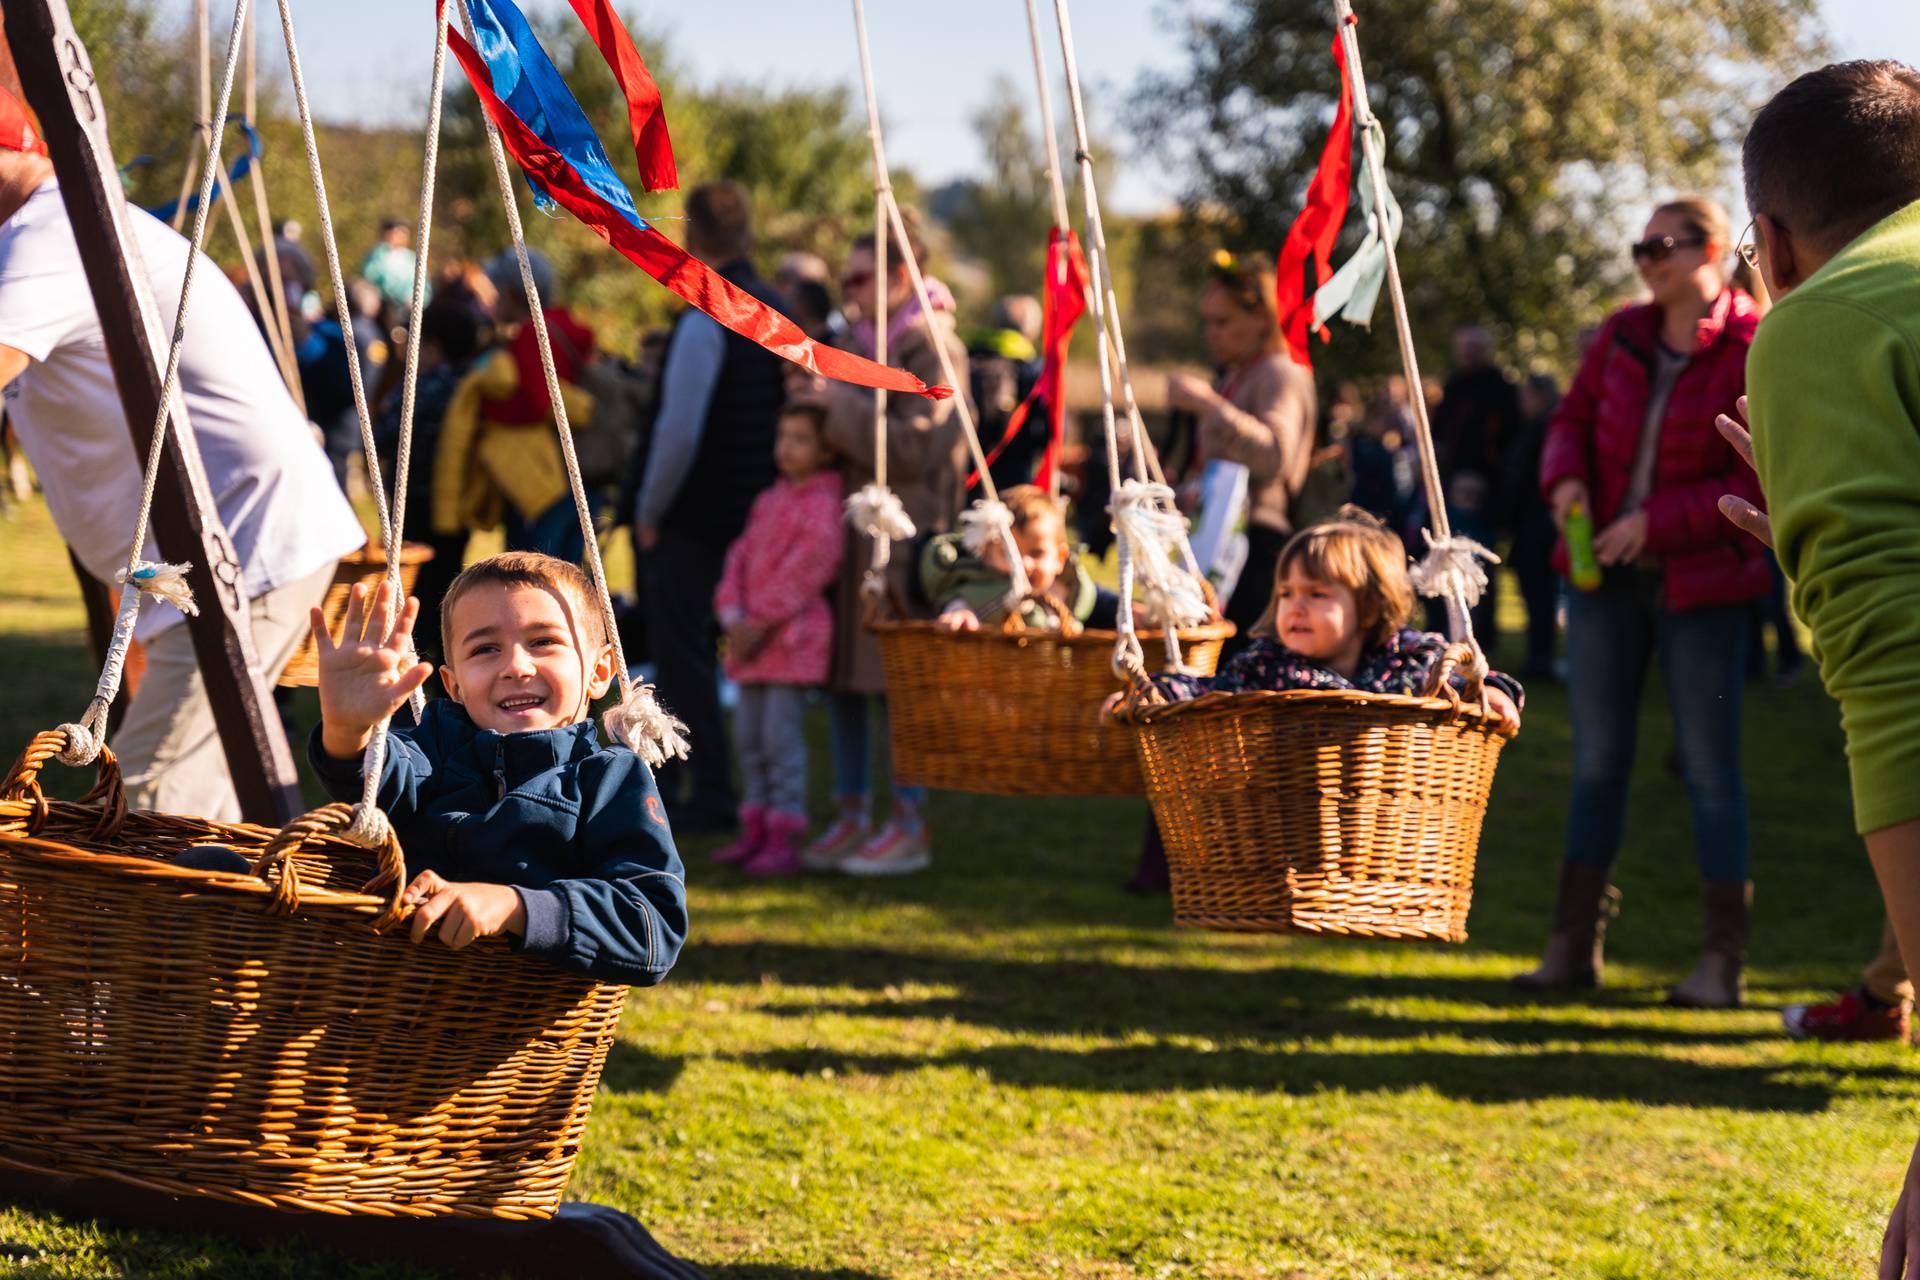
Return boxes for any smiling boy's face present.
[439,580,614,734]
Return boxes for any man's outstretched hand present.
[1716,395,1773,549]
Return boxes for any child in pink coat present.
[711,403,845,876]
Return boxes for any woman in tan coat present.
[803,212,970,878]
[1165,251,1317,642]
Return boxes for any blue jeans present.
[1564,569,1750,882]
[827,692,927,816]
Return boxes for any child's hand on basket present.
[404,870,527,948]
[1486,688,1522,735]
[314,579,434,760]
[936,604,981,632]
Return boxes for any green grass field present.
[0,495,1912,1279]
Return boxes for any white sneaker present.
[799,813,871,873]
[839,822,931,877]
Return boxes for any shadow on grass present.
[679,941,1775,1046]
[601,1043,687,1095]
[732,1041,1879,1112]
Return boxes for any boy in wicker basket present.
[307,554,687,985]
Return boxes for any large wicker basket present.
[0,729,625,1219]
[872,596,1234,797]
[1119,645,1513,942]
[278,542,436,688]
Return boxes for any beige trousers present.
[111,561,336,823]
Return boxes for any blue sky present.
[274,0,1917,213]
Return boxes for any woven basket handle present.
[252,802,410,929]
[1,728,128,841]
[1420,642,1489,712]
[999,590,1082,637]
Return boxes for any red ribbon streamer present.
[448,29,950,402]
[0,85,47,157]
[1273,35,1354,368]
[564,0,677,192]
[972,226,1089,490]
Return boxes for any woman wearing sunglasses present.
[1515,196,1772,1009]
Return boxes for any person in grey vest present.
[634,181,790,836]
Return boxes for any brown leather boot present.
[1513,862,1620,990]
[1667,880,1751,1009]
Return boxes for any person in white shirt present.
[0,101,367,821]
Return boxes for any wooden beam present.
[3,0,303,824]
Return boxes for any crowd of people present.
[8,49,1920,1269]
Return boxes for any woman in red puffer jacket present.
[1515,196,1769,1010]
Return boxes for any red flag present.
[564,0,677,192]
[1273,36,1354,367]
[973,227,1089,490]
[0,85,46,157]
[449,28,949,401]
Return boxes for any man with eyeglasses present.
[1715,59,1920,1278]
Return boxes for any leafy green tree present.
[1136,0,1827,377]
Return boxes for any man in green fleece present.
[1717,59,1920,1276]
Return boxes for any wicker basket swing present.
[0,729,626,1218]
[871,587,1234,797]
[277,541,436,688]
[1118,644,1514,943]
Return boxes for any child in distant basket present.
[1108,507,1524,730]
[708,403,846,876]
[923,484,1121,632]
[308,556,687,985]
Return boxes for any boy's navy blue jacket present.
[309,699,686,986]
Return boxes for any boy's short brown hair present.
[439,552,606,659]
[686,180,753,263]
[1265,506,1415,649]
[999,485,1067,538]
[1744,60,1920,256]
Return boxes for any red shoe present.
[711,805,767,866]
[1782,988,1911,1043]
[742,811,806,878]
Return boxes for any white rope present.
[56,0,252,767]
[453,0,687,769]
[1331,0,1483,660]
[243,1,303,414]
[848,0,1030,608]
[847,0,895,587]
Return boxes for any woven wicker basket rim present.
[867,617,1237,648]
[1116,684,1517,735]
[0,805,406,919]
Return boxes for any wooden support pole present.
[4,0,304,824]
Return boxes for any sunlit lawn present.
[0,494,1909,1279]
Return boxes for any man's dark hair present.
[1745,60,1920,256]
[419,302,480,366]
[685,181,753,263]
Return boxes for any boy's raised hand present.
[314,579,433,759]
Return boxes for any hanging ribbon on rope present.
[1328,0,1493,657]
[1273,35,1355,369]
[446,0,947,402]
[134,120,264,223]
[970,225,1089,493]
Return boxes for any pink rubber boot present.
[711,806,767,866]
[743,811,807,878]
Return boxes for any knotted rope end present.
[604,682,692,769]
[1410,534,1500,609]
[845,484,916,543]
[119,560,199,617]
[959,499,1015,559]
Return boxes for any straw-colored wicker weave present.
[1120,646,1512,942]
[873,598,1234,796]
[278,542,435,688]
[0,730,625,1219]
